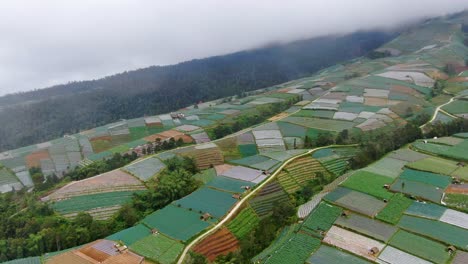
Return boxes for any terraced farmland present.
[192,227,239,261]
[249,181,290,217]
[226,206,259,238]
[277,156,330,193]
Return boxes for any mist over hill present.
[0,30,396,151]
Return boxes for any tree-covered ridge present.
[0,31,395,151]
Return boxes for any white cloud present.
[0,0,466,95]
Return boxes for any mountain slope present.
[0,31,396,151]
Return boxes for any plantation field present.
[123,157,166,181]
[252,224,298,263]
[142,205,211,241]
[301,202,341,236]
[276,121,307,138]
[341,170,394,199]
[323,226,385,261]
[376,194,413,224]
[398,215,468,249]
[406,157,459,176]
[249,182,290,217]
[282,116,355,132]
[263,233,321,264]
[106,224,151,245]
[51,190,140,215]
[277,156,329,193]
[443,193,468,212]
[378,246,433,264]
[399,169,451,189]
[319,157,349,176]
[174,187,236,219]
[206,176,254,193]
[238,144,258,157]
[193,227,239,261]
[216,137,242,160]
[226,206,259,239]
[335,213,397,242]
[130,234,184,264]
[442,99,468,114]
[412,140,468,161]
[389,230,450,264]
[362,157,408,178]
[193,168,217,184]
[404,201,446,220]
[292,109,335,119]
[3,257,41,264]
[42,169,145,201]
[306,245,371,264]
[391,179,444,203]
[325,187,387,217]
[388,148,429,162]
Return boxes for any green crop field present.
[193,168,217,184]
[336,213,397,242]
[0,167,19,186]
[390,179,443,203]
[376,193,413,224]
[238,144,258,157]
[231,155,271,167]
[249,181,290,217]
[130,234,184,264]
[442,99,468,114]
[389,230,450,264]
[301,202,341,236]
[263,233,321,264]
[51,191,142,214]
[174,187,236,219]
[306,245,371,264]
[142,205,211,241]
[399,169,451,189]
[292,109,335,119]
[227,206,259,239]
[443,193,468,213]
[277,121,307,138]
[362,157,408,178]
[406,157,459,176]
[3,257,42,264]
[207,176,254,193]
[283,117,355,132]
[398,215,468,249]
[341,170,394,199]
[107,224,151,245]
[404,201,446,219]
[412,140,468,161]
[325,187,387,217]
[277,156,330,193]
[252,224,298,263]
[319,157,349,176]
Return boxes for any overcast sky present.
[0,0,467,96]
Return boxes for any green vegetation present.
[262,233,321,264]
[399,169,451,189]
[389,230,450,264]
[376,194,413,224]
[398,215,468,249]
[405,201,446,219]
[406,157,459,175]
[341,170,394,199]
[130,234,184,264]
[227,206,260,239]
[301,202,341,236]
[306,245,371,264]
[238,144,258,157]
[106,224,151,245]
[444,193,468,213]
[51,191,141,214]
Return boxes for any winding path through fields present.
[176,144,357,264]
[420,96,457,128]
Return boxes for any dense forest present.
[0,31,397,151]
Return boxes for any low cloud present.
[0,0,466,95]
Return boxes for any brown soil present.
[193,227,239,261]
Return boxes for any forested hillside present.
[0,31,396,151]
